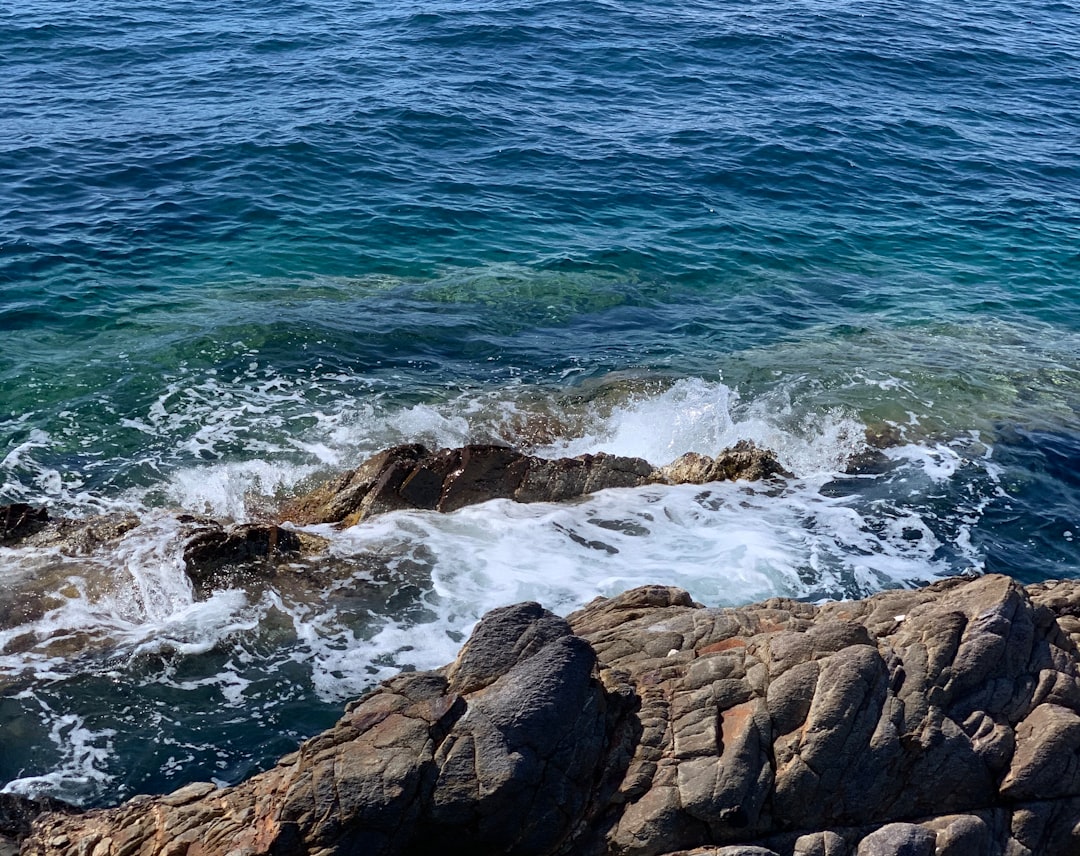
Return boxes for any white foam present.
[0,428,52,471]
[884,443,962,482]
[163,459,320,521]
[0,371,1008,802]
[1,698,116,803]
[286,455,989,699]
[0,516,257,677]
[536,377,865,474]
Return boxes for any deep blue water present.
[2,0,1080,807]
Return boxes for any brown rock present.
[278,442,786,528]
[180,520,322,589]
[0,508,140,554]
[24,575,1080,856]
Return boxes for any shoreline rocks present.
[0,441,787,591]
[21,574,1080,856]
[277,441,787,528]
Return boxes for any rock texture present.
[178,517,330,592]
[0,505,139,553]
[0,796,73,856]
[22,574,1080,856]
[279,440,787,527]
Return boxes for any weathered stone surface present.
[23,575,1080,856]
[854,823,935,856]
[278,441,786,527]
[25,600,630,856]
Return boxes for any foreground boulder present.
[23,573,1080,855]
[279,440,787,527]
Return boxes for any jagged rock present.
[279,441,787,527]
[23,575,1080,856]
[1,444,786,591]
[655,443,788,485]
[26,601,632,856]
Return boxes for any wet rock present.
[24,575,1080,856]
[44,514,141,554]
[279,441,786,527]
[0,504,49,546]
[0,793,76,853]
[180,519,330,592]
[842,424,904,475]
[655,442,790,485]
[0,508,139,554]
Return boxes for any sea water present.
[2,0,1079,806]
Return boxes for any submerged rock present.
[279,440,788,527]
[24,574,1080,855]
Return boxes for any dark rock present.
[183,522,300,574]
[444,601,574,694]
[0,503,49,546]
[438,444,528,511]
[0,794,76,841]
[0,506,139,554]
[179,519,330,592]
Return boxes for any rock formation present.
[278,440,787,528]
[20,574,1080,856]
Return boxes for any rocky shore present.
[9,573,1080,856]
[5,441,1080,855]
[1,441,787,597]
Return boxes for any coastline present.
[13,572,1080,855]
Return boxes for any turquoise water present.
[2,0,1080,807]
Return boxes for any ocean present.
[2,0,1079,808]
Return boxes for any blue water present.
[2,0,1080,808]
